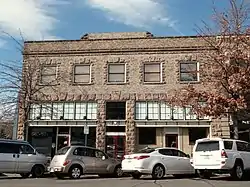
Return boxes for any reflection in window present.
[180,62,198,82]
[41,66,57,84]
[75,103,87,120]
[87,103,97,120]
[173,107,184,119]
[41,103,52,120]
[29,104,41,120]
[185,107,197,120]
[52,103,64,120]
[64,103,75,120]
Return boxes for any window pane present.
[144,73,160,82]
[148,102,159,120]
[74,74,90,83]
[29,104,41,120]
[180,73,198,81]
[160,103,172,120]
[108,74,125,82]
[64,103,75,120]
[109,64,125,73]
[41,103,52,120]
[185,107,197,120]
[75,65,90,74]
[75,103,87,120]
[173,107,184,119]
[42,66,56,75]
[41,75,56,84]
[52,103,64,120]
[87,103,97,120]
[138,128,156,144]
[144,64,160,73]
[180,63,197,72]
[135,102,147,120]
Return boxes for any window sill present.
[179,81,200,84]
[106,82,128,85]
[142,82,165,85]
[38,83,60,86]
[71,82,94,86]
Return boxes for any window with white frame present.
[41,65,57,84]
[108,64,126,83]
[74,65,91,83]
[64,103,75,120]
[147,102,159,120]
[75,103,87,120]
[87,103,97,120]
[173,106,184,120]
[185,107,197,120]
[180,61,199,82]
[160,103,172,120]
[41,103,52,120]
[29,104,41,120]
[135,102,147,120]
[52,103,64,120]
[143,63,162,83]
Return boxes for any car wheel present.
[131,173,142,179]
[152,164,165,179]
[230,162,244,180]
[20,173,30,178]
[113,165,123,178]
[31,165,45,178]
[69,166,82,179]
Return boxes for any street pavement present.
[0,174,250,187]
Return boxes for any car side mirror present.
[33,149,37,155]
[186,154,190,158]
[102,155,106,160]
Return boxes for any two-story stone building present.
[17,32,230,158]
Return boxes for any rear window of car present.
[56,146,70,155]
[195,141,220,152]
[223,141,233,150]
[136,148,155,153]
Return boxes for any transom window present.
[74,65,91,83]
[108,64,126,83]
[41,66,57,84]
[180,62,199,82]
[144,63,161,83]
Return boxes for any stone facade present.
[18,32,230,154]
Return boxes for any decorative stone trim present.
[96,100,106,150]
[69,58,95,85]
[104,57,129,85]
[139,56,166,84]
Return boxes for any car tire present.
[69,165,82,179]
[131,173,142,179]
[230,162,244,181]
[113,165,123,178]
[31,165,45,178]
[20,173,30,178]
[152,164,165,180]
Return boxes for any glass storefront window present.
[71,127,96,147]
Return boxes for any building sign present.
[31,131,49,138]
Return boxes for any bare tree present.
[167,0,250,139]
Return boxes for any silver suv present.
[48,145,123,179]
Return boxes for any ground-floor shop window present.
[138,127,156,145]
[71,127,96,147]
[188,127,208,145]
[28,127,56,157]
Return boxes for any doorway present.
[106,135,126,159]
[165,134,178,148]
[56,127,70,151]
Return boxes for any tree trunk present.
[231,113,239,139]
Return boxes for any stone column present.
[125,100,136,154]
[96,99,106,151]
[17,107,25,140]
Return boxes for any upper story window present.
[144,63,162,83]
[74,65,91,84]
[108,64,126,83]
[180,61,199,82]
[41,65,57,84]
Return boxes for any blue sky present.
[0,0,230,62]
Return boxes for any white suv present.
[191,137,250,180]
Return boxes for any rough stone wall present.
[96,100,106,150]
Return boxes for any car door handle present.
[13,154,15,158]
[161,157,165,160]
[17,154,20,158]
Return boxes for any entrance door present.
[106,136,125,159]
[57,135,70,151]
[165,134,178,148]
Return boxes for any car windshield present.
[56,146,70,155]
[195,141,220,152]
[136,147,155,153]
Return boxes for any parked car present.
[0,139,48,178]
[48,145,123,179]
[122,147,195,179]
[191,137,250,180]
